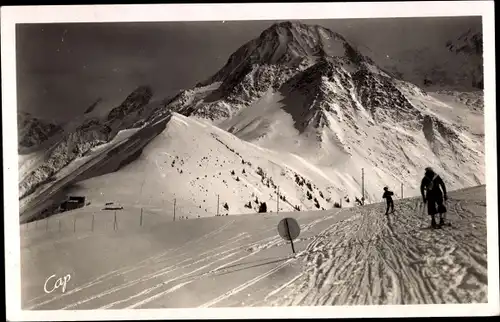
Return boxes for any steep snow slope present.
[65,113,354,217]
[21,185,487,309]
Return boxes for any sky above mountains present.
[16,16,481,122]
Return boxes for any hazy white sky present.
[16,16,481,122]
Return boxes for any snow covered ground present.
[21,185,487,310]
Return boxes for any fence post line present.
[340,198,342,208]
[59,219,61,232]
[46,218,49,231]
[217,195,220,216]
[140,208,143,226]
[114,211,117,231]
[73,217,76,233]
[92,214,95,232]
[173,199,176,221]
[35,220,38,229]
[401,183,404,199]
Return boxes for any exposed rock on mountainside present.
[107,86,154,127]
[18,112,64,152]
[168,21,374,121]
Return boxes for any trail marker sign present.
[278,217,300,254]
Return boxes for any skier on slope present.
[382,186,395,215]
[420,167,448,228]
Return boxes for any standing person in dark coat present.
[382,186,394,215]
[420,167,448,228]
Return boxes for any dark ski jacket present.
[421,173,447,200]
[382,191,394,202]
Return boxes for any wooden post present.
[140,208,143,226]
[217,195,219,217]
[401,183,404,199]
[73,218,76,233]
[35,220,38,229]
[114,211,117,231]
[340,198,342,208]
[361,168,365,205]
[173,199,176,221]
[284,218,296,254]
[46,218,49,231]
[58,220,61,232]
[91,214,95,232]
[277,186,280,214]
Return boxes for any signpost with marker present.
[277,217,300,254]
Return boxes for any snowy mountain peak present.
[170,23,379,124]
[257,20,353,62]
[202,21,366,88]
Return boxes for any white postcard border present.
[2,1,498,320]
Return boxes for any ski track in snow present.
[23,188,487,309]
[258,195,487,306]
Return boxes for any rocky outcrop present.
[17,112,63,152]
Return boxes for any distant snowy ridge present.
[18,86,166,205]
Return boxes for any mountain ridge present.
[18,85,160,201]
